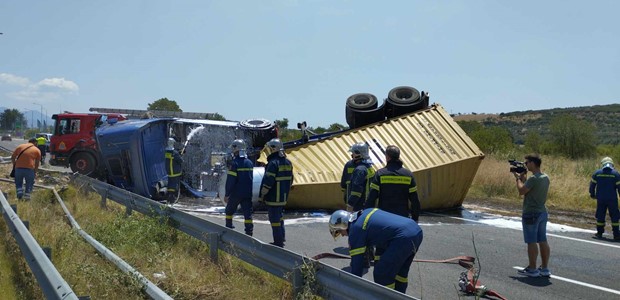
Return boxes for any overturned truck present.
[94,86,484,210]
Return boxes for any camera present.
[508,160,527,174]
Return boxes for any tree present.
[469,126,513,154]
[148,98,182,112]
[275,118,289,129]
[549,114,596,159]
[327,123,348,132]
[0,109,27,131]
[206,113,226,121]
[524,131,543,153]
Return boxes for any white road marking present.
[512,266,620,295]
[426,212,620,249]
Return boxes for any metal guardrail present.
[72,174,417,300]
[49,188,173,300]
[0,190,78,300]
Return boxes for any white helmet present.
[166,138,175,150]
[328,210,356,240]
[231,139,247,158]
[264,138,284,156]
[601,157,614,169]
[349,142,370,160]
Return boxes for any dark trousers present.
[595,199,620,235]
[267,206,285,246]
[373,233,423,293]
[224,197,254,235]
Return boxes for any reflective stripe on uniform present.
[395,275,407,283]
[362,208,379,230]
[350,246,366,256]
[380,175,412,185]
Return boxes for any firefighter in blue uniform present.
[365,145,420,222]
[589,157,620,240]
[340,142,375,212]
[259,138,293,247]
[165,138,183,204]
[329,208,423,294]
[224,139,254,236]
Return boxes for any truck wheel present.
[346,93,377,110]
[385,86,426,119]
[70,152,97,175]
[240,118,277,147]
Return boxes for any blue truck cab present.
[96,118,171,199]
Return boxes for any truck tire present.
[70,152,97,175]
[346,93,377,110]
[345,93,385,129]
[240,118,277,147]
[385,86,427,119]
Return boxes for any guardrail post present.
[10,204,16,213]
[100,190,107,208]
[42,247,52,260]
[23,220,29,230]
[207,233,219,262]
[291,266,304,297]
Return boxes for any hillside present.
[452,104,620,145]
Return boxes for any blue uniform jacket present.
[225,156,254,199]
[340,160,356,201]
[259,152,293,206]
[348,208,423,276]
[589,167,620,201]
[347,161,375,210]
[165,149,183,177]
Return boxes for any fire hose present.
[311,252,507,299]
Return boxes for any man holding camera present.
[513,153,551,278]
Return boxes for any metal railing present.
[0,190,78,300]
[72,174,417,300]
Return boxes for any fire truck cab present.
[50,113,127,175]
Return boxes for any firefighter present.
[224,139,254,236]
[329,208,423,294]
[589,157,620,240]
[36,135,46,164]
[340,142,375,212]
[365,145,420,222]
[259,138,293,247]
[165,138,183,204]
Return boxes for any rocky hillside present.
[453,104,620,145]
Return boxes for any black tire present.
[346,93,378,110]
[70,152,97,175]
[385,86,427,119]
[388,86,420,104]
[240,118,277,147]
[346,99,386,129]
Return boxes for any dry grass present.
[467,154,599,215]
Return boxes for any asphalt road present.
[176,200,620,300]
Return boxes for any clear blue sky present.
[1,1,618,127]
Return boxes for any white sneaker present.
[518,267,540,277]
[538,267,551,277]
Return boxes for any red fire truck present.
[49,113,127,175]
